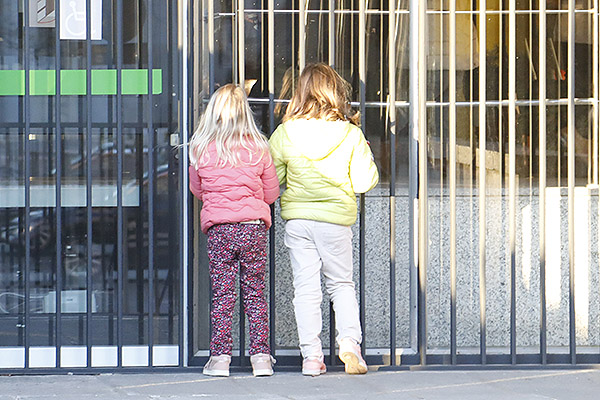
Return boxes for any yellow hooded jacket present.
[269,119,379,226]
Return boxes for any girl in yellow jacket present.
[269,63,379,376]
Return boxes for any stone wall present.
[214,186,600,354]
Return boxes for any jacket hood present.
[282,119,352,161]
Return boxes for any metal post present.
[567,0,577,365]
[85,0,93,369]
[408,0,420,359]
[208,0,215,93]
[329,0,337,366]
[449,0,457,366]
[358,0,367,359]
[508,0,517,365]
[23,0,31,370]
[417,0,428,366]
[594,0,600,185]
[116,0,124,368]
[388,0,397,367]
[54,0,63,369]
[148,0,156,368]
[181,0,190,368]
[238,0,245,85]
[539,0,548,366]
[237,0,246,366]
[478,0,487,365]
[267,0,276,359]
[329,0,335,66]
[299,0,306,71]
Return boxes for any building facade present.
[1,0,599,370]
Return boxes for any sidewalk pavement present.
[1,367,599,399]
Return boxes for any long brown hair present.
[283,63,360,126]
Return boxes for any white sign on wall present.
[29,0,56,28]
[59,0,102,40]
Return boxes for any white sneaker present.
[302,355,327,376]
[338,338,368,374]
[203,354,231,377]
[250,353,276,377]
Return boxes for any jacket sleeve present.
[268,126,287,185]
[188,165,203,200]
[261,154,281,205]
[349,128,379,193]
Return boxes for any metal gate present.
[0,0,186,371]
[192,0,600,368]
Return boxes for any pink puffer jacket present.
[189,142,280,233]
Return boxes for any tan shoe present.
[339,338,368,374]
[250,353,276,377]
[302,355,326,376]
[203,354,231,377]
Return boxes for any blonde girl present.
[189,84,279,377]
[269,63,379,376]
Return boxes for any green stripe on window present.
[0,69,163,96]
[91,70,117,95]
[0,71,25,95]
[61,70,87,95]
[31,70,56,95]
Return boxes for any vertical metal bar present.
[268,205,276,358]
[567,0,577,365]
[498,1,503,179]
[267,0,276,358]
[239,291,246,365]
[23,0,31,370]
[358,0,367,359]
[299,0,306,71]
[529,1,534,187]
[238,0,245,84]
[478,0,487,365]
[328,0,337,367]
[417,0,428,366]
[508,0,517,366]
[85,0,93,368]
[388,0,397,367]
[116,0,124,368]
[558,4,563,187]
[208,0,215,93]
[232,1,237,84]
[408,0,419,358]
[181,0,190,368]
[54,0,63,368]
[329,303,336,365]
[236,0,246,366]
[329,0,335,66]
[135,6,145,352]
[148,0,156,368]
[539,0,548,366]
[358,0,367,355]
[449,0,457,366]
[594,0,599,185]
[592,0,600,360]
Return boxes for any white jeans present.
[284,219,362,358]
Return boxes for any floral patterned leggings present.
[207,223,270,356]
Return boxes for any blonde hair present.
[283,63,360,126]
[189,84,269,168]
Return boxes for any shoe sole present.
[253,369,274,377]
[203,369,229,377]
[302,369,326,376]
[340,352,368,375]
[302,364,326,376]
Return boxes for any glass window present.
[0,0,182,363]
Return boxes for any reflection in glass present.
[0,0,181,354]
